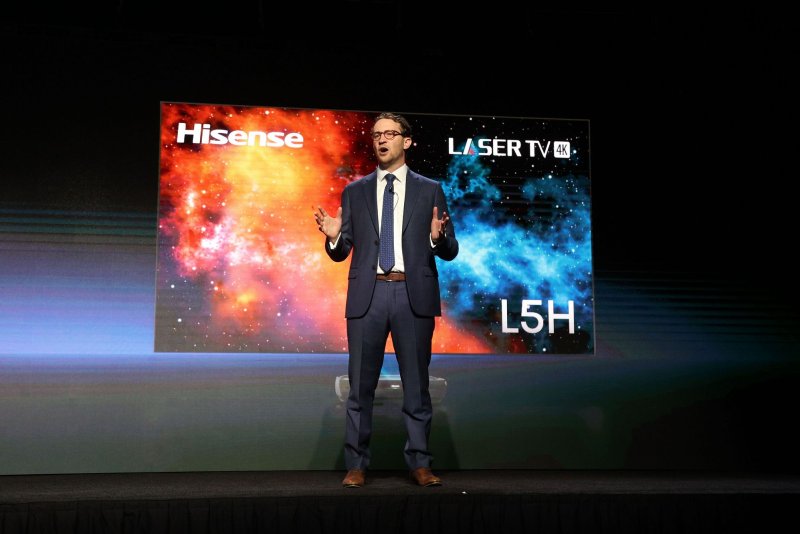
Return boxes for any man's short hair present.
[375,112,412,138]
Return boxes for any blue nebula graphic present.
[437,148,593,353]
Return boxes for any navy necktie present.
[379,174,395,273]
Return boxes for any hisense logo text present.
[176,123,304,148]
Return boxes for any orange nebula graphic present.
[157,103,491,353]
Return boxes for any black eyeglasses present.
[371,130,405,140]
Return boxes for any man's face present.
[372,118,412,171]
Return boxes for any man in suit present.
[314,112,458,488]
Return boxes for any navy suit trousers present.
[344,279,435,470]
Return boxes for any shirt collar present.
[378,165,408,184]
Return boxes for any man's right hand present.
[314,205,342,241]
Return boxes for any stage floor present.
[3,470,799,502]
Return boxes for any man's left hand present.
[431,206,450,243]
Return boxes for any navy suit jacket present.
[326,169,458,318]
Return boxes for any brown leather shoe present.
[410,467,442,487]
[342,469,365,488]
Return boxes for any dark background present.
[2,5,797,474]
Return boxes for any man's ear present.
[403,137,412,149]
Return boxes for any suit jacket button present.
[371,265,376,270]
[374,240,379,246]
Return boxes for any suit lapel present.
[403,170,422,233]
[360,171,379,235]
